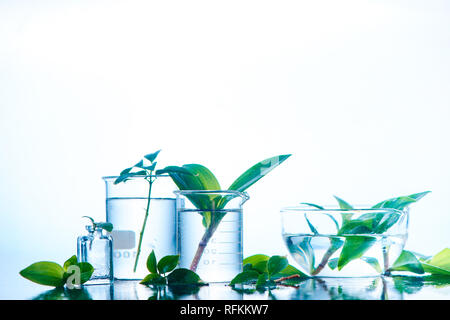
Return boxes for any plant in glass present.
[113,150,161,273]
[157,154,291,274]
[281,192,430,277]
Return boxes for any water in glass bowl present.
[283,233,407,277]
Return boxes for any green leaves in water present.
[230,254,305,290]
[140,250,205,287]
[300,191,430,275]
[19,255,94,287]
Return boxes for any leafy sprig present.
[19,256,94,288]
[156,154,291,272]
[229,254,306,291]
[140,250,205,287]
[82,216,113,232]
[114,150,160,272]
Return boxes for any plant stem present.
[133,179,153,272]
[382,244,390,276]
[311,246,336,276]
[274,274,302,283]
[189,223,217,272]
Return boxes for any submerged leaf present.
[338,236,377,270]
[360,257,382,273]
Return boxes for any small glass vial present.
[77,224,114,285]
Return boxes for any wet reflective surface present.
[23,276,450,300]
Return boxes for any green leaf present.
[328,258,339,270]
[157,255,180,274]
[390,250,424,274]
[96,222,113,232]
[230,271,260,285]
[305,215,319,235]
[300,202,325,210]
[182,164,221,190]
[82,216,95,225]
[274,264,305,278]
[20,262,65,287]
[334,196,353,223]
[421,263,450,276]
[140,273,166,285]
[333,195,354,210]
[421,248,450,276]
[147,250,158,274]
[144,150,161,163]
[76,262,95,284]
[243,254,270,266]
[338,219,373,235]
[267,255,288,277]
[361,257,382,273]
[372,191,430,210]
[256,273,268,287]
[427,248,450,271]
[166,268,204,285]
[338,236,377,270]
[228,154,291,192]
[63,256,78,272]
[253,261,269,274]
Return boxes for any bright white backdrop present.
[1,0,449,298]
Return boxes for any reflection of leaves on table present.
[32,287,92,300]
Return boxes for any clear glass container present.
[280,206,409,277]
[103,175,177,279]
[175,190,249,283]
[77,225,114,285]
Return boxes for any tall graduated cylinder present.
[175,190,249,283]
[103,175,177,279]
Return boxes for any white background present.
[0,0,449,298]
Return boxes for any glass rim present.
[102,174,170,180]
[174,189,249,199]
[280,206,406,215]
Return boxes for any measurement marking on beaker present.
[217,230,240,233]
[216,241,241,244]
[217,252,242,255]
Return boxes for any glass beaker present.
[175,190,249,283]
[103,175,177,279]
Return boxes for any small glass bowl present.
[280,205,409,277]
